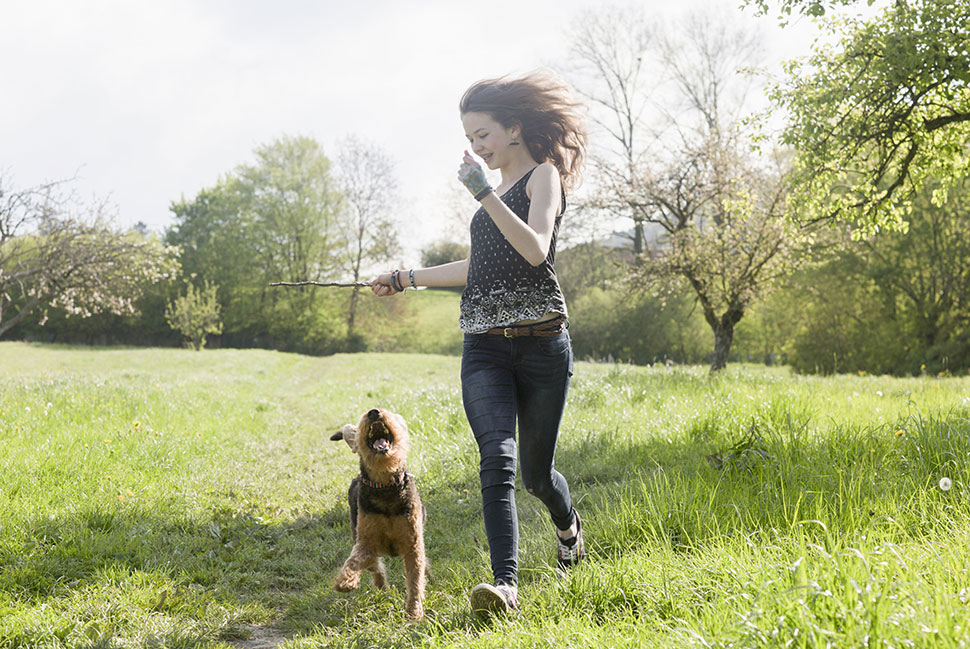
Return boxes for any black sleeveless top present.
[459,167,568,333]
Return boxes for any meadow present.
[1,341,969,648]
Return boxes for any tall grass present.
[1,342,968,647]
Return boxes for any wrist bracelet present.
[409,269,416,289]
[474,185,493,201]
[391,269,403,292]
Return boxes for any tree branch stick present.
[269,280,372,288]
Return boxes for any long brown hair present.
[460,71,587,192]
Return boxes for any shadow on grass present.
[5,409,969,646]
[3,470,491,647]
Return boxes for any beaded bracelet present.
[409,269,416,289]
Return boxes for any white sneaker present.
[470,581,519,615]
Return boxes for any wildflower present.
[876,390,883,396]
[133,421,140,429]
[858,370,867,376]
[896,430,904,437]
[940,477,952,491]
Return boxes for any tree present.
[420,240,469,268]
[762,0,970,230]
[335,136,400,336]
[167,135,347,352]
[165,279,223,350]
[0,173,177,339]
[566,5,655,254]
[746,0,870,21]
[567,6,804,372]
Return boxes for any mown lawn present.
[1,342,968,648]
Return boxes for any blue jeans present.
[461,329,575,586]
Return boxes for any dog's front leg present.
[402,534,427,620]
[334,544,370,592]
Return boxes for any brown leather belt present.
[486,315,566,338]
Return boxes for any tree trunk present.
[709,308,744,374]
[710,322,734,373]
[347,287,359,335]
[0,295,42,339]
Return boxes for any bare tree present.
[336,136,400,335]
[566,5,656,253]
[566,4,804,372]
[0,173,177,339]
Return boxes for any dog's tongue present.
[373,437,391,452]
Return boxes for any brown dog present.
[331,408,427,620]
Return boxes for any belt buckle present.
[503,327,514,338]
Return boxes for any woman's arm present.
[460,155,562,267]
[371,259,468,296]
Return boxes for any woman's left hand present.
[458,151,490,198]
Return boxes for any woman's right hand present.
[370,272,398,297]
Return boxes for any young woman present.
[370,71,588,615]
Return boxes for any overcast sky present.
[2,0,838,258]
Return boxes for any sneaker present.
[470,581,519,615]
[556,508,585,569]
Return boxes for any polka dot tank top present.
[459,166,568,334]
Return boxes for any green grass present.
[1,342,969,648]
[379,289,463,356]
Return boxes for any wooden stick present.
[269,281,372,288]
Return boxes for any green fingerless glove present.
[460,166,492,201]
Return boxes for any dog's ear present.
[332,424,359,454]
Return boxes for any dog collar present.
[359,471,410,489]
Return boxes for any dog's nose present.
[367,409,381,422]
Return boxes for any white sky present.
[1,0,840,259]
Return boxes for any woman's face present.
[461,111,518,170]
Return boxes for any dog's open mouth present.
[369,436,392,454]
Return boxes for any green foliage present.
[0,174,180,339]
[758,176,970,375]
[569,286,710,364]
[164,280,223,350]
[3,344,970,647]
[744,0,872,21]
[420,239,469,269]
[166,135,349,354]
[773,0,970,231]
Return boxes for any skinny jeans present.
[460,329,575,586]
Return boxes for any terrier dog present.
[330,408,427,620]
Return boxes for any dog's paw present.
[334,570,360,592]
[406,603,425,621]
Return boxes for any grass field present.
[1,342,969,648]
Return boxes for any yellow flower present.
[858,370,867,376]
[133,421,140,429]
[896,429,904,437]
